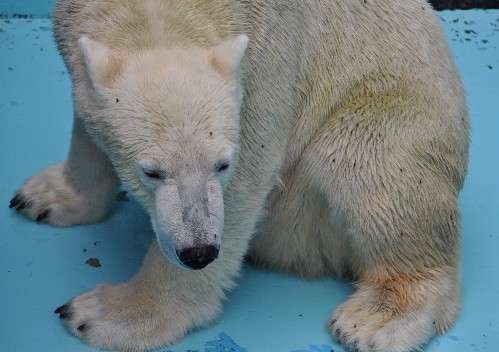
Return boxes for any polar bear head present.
[76,35,249,269]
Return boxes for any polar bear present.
[10,0,469,351]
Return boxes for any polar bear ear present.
[78,37,121,86]
[210,34,249,76]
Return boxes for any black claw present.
[16,201,28,211]
[54,305,72,319]
[9,194,22,209]
[54,305,66,314]
[36,209,50,222]
[77,324,88,332]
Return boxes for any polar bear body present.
[11,0,469,351]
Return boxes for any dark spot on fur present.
[261,144,264,148]
[210,131,213,136]
[116,98,119,102]
[85,258,101,268]
[332,158,336,162]
[116,191,129,202]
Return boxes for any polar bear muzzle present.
[153,178,224,270]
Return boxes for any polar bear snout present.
[153,178,225,269]
[177,245,220,270]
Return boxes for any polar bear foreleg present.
[10,117,119,226]
[54,239,235,351]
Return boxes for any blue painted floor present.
[1,7,498,352]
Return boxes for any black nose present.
[178,245,219,270]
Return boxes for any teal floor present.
[1,7,498,352]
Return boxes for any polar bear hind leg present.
[299,92,462,351]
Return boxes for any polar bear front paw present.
[10,162,116,226]
[54,284,187,351]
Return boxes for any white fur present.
[12,1,469,351]
[78,36,111,85]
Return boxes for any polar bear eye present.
[215,161,230,173]
[143,169,163,179]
